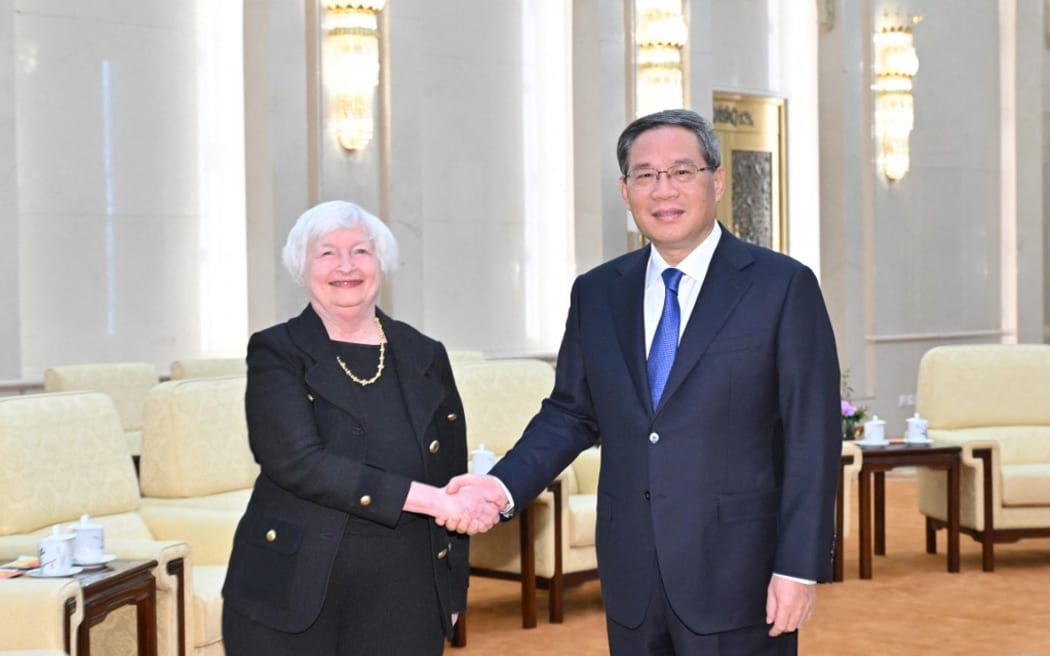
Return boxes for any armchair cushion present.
[139,375,257,502]
[43,362,158,457]
[0,392,140,535]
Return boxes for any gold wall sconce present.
[873,11,921,181]
[634,0,688,117]
[321,0,387,152]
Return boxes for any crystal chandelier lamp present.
[322,0,387,151]
[873,12,921,181]
[634,0,688,118]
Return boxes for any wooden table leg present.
[136,581,158,656]
[519,506,537,629]
[874,471,886,555]
[859,468,872,579]
[947,460,960,572]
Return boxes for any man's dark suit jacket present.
[222,305,469,640]
[490,226,841,635]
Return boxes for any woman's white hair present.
[281,200,400,286]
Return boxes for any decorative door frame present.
[712,92,788,253]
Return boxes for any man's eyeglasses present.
[624,164,715,188]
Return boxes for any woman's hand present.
[404,480,502,534]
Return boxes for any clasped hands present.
[434,474,508,535]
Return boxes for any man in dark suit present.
[449,109,841,654]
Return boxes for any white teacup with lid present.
[863,415,886,443]
[905,413,929,443]
[72,513,105,564]
[470,444,496,475]
[38,524,75,575]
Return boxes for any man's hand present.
[765,575,816,636]
[434,474,510,534]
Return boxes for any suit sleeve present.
[773,265,841,582]
[490,278,601,509]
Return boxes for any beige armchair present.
[138,375,256,512]
[450,359,599,639]
[0,391,238,656]
[43,362,158,460]
[168,358,246,380]
[915,344,1050,571]
[0,576,83,656]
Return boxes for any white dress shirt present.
[643,223,722,355]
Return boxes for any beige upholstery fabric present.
[0,391,235,656]
[840,441,863,539]
[0,392,140,535]
[915,344,1050,562]
[448,350,485,363]
[918,344,1050,429]
[168,358,246,380]
[139,375,256,504]
[43,362,158,457]
[451,359,599,618]
[0,576,83,655]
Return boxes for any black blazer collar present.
[286,304,445,444]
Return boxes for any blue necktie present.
[648,267,683,410]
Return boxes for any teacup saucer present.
[904,438,933,445]
[856,439,889,446]
[74,554,116,569]
[27,566,84,578]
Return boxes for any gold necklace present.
[335,317,386,387]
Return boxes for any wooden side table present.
[855,443,961,579]
[70,559,159,656]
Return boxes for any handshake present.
[431,474,509,535]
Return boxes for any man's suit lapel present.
[610,246,655,415]
[658,227,754,412]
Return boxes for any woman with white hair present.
[222,200,491,654]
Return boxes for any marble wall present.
[9,0,247,378]
[819,0,1049,431]
[0,0,18,377]
[2,0,1047,425]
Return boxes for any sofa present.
[138,375,256,513]
[449,358,599,641]
[43,362,158,460]
[915,343,1050,571]
[0,391,239,656]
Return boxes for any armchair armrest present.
[928,430,1001,508]
[137,506,241,565]
[0,577,83,653]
